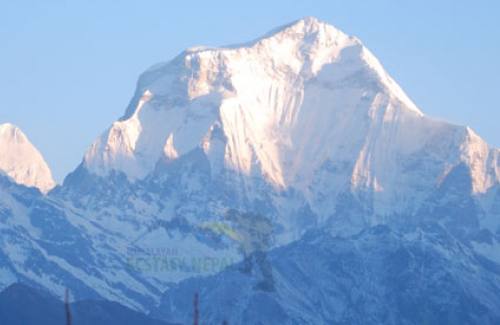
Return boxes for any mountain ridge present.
[0,283,175,325]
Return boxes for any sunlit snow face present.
[82,17,499,221]
[0,123,55,193]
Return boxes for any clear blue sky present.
[1,0,499,182]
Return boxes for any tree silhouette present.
[65,288,72,325]
[193,292,199,325]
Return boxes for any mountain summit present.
[83,17,424,186]
[0,123,55,193]
[78,17,499,235]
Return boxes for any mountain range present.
[0,17,499,324]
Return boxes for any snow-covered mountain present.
[0,123,55,193]
[70,16,499,239]
[152,225,500,325]
[0,17,499,320]
[0,173,164,310]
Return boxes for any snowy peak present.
[460,126,500,192]
[79,17,498,224]
[0,123,55,193]
[256,16,352,54]
[82,17,421,182]
[254,17,421,113]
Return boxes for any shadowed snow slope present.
[152,225,500,325]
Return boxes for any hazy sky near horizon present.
[1,0,499,182]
